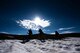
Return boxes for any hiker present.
[55,31,59,35]
[28,29,32,35]
[39,29,44,34]
[21,29,33,43]
[38,29,45,42]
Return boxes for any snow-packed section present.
[0,40,22,53]
[0,38,80,53]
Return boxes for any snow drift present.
[0,37,80,53]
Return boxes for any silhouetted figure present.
[28,29,32,35]
[39,29,44,34]
[55,31,59,35]
[27,29,33,41]
[38,29,45,42]
[55,31,60,39]
[22,29,33,43]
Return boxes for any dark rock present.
[63,47,71,50]
[58,46,62,48]
[75,44,80,47]
[75,48,80,51]
[41,47,48,51]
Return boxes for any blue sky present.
[0,0,80,34]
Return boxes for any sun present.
[33,16,41,25]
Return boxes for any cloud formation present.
[16,18,50,30]
[50,32,55,34]
[58,27,75,31]
[61,31,74,34]
[0,32,9,34]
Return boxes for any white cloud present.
[16,17,51,30]
[0,32,9,34]
[43,29,50,31]
[50,32,55,34]
[61,31,74,34]
[58,27,75,30]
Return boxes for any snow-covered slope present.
[0,37,80,53]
